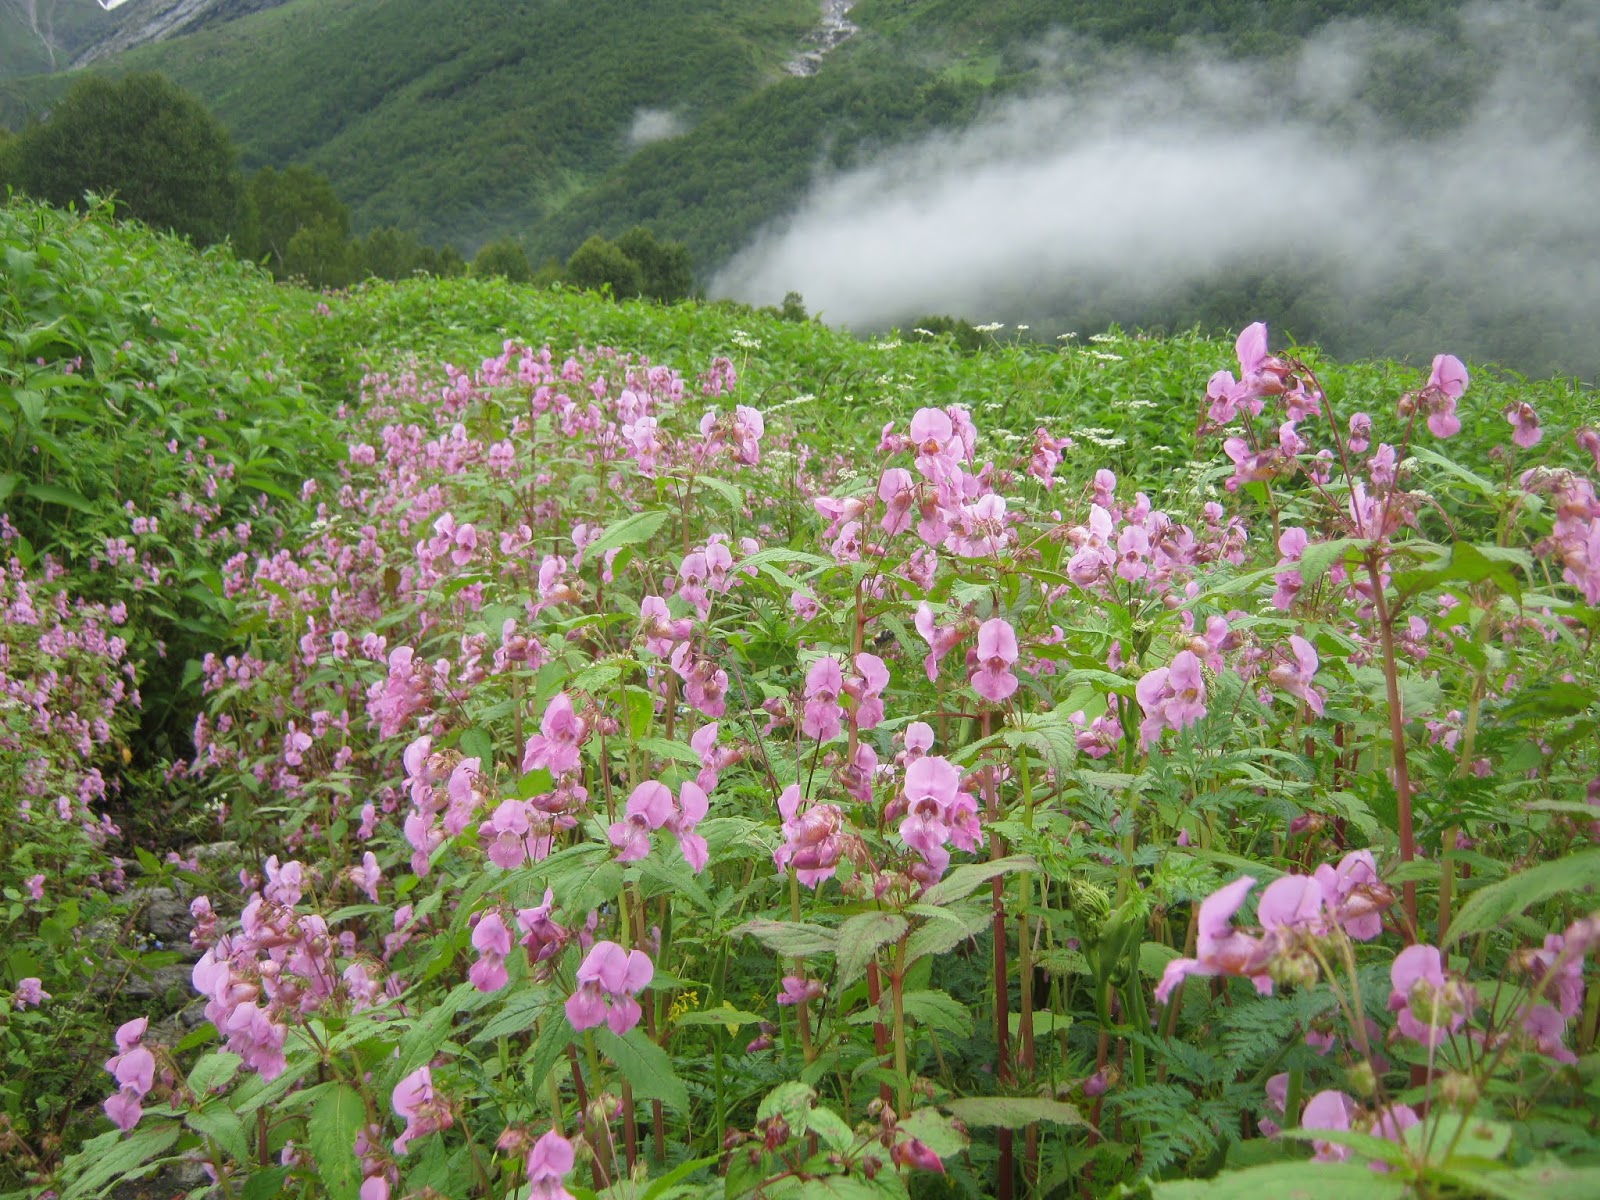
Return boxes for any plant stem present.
[1366,555,1418,935]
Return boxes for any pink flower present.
[1154,877,1272,1003]
[608,781,675,861]
[774,786,844,888]
[566,942,654,1035]
[639,595,691,657]
[526,1128,576,1200]
[1505,402,1542,448]
[351,851,383,903]
[891,1137,945,1172]
[24,873,43,901]
[470,911,514,993]
[670,780,711,872]
[392,1066,452,1155]
[1388,944,1474,1047]
[103,1019,155,1133]
[914,602,965,683]
[844,652,890,730]
[897,755,982,882]
[909,408,960,483]
[1312,850,1389,941]
[14,977,49,1008]
[970,617,1019,702]
[802,657,845,741]
[1301,1090,1354,1162]
[878,467,917,536]
[1135,650,1207,747]
[516,889,568,965]
[1423,354,1468,438]
[522,693,587,777]
[778,975,825,1006]
[1268,635,1325,716]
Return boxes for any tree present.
[614,226,694,301]
[282,218,358,289]
[11,73,242,246]
[566,235,641,299]
[247,165,349,276]
[472,238,532,283]
[357,226,432,280]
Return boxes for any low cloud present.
[712,2,1600,373]
[628,107,687,147]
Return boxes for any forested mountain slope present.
[6,0,1599,381]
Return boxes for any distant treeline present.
[0,72,694,300]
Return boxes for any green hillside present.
[2,0,1477,255]
[7,0,1600,381]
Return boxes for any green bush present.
[8,73,242,247]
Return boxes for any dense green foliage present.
[0,197,337,756]
[4,198,1600,1200]
[6,72,242,245]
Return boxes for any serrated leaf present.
[904,903,989,963]
[834,912,907,990]
[596,1028,689,1112]
[899,989,973,1037]
[308,1083,366,1200]
[675,1005,765,1031]
[1150,1161,1410,1199]
[587,510,669,558]
[896,1107,969,1159]
[472,989,551,1044]
[60,1125,181,1200]
[941,1096,1087,1129]
[187,1104,249,1165]
[186,1051,242,1096]
[736,918,838,957]
[1298,538,1359,586]
[807,1106,857,1151]
[1447,848,1600,946]
[758,1081,816,1126]
[920,855,1036,906]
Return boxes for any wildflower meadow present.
[2,199,1599,1200]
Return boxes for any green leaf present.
[458,727,494,764]
[758,1081,817,1126]
[307,1083,366,1200]
[587,509,669,558]
[1150,1161,1411,1199]
[60,1125,182,1200]
[736,918,838,957]
[1298,538,1359,585]
[596,1027,689,1112]
[241,1167,291,1200]
[807,1106,857,1151]
[186,1103,249,1165]
[1446,848,1600,946]
[397,982,477,1071]
[833,912,907,990]
[904,903,989,963]
[919,855,1036,906]
[640,1154,720,1200]
[1406,1112,1512,1164]
[186,1051,242,1096]
[940,1096,1087,1130]
[1432,1158,1600,1200]
[472,989,551,1044]
[25,481,96,514]
[898,989,973,1038]
[524,1015,575,1092]
[675,1005,765,1030]
[896,1107,968,1159]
